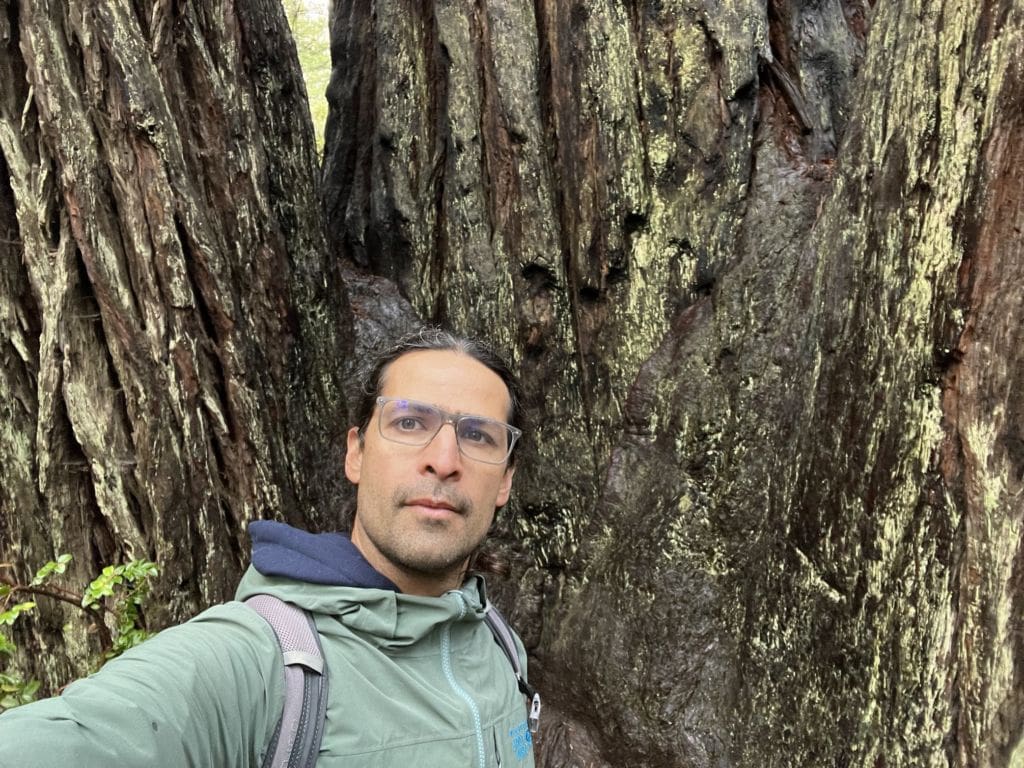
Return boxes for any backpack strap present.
[484,601,542,733]
[245,594,329,768]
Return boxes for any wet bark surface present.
[1,0,1021,765]
[323,0,1024,765]
[0,0,349,685]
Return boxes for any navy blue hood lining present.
[248,520,399,592]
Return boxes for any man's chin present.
[386,541,480,579]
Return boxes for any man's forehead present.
[379,349,512,419]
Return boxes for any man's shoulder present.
[108,598,283,675]
[180,599,283,646]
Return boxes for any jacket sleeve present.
[0,601,284,768]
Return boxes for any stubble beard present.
[371,485,487,579]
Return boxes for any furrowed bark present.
[323,0,1024,765]
[2,0,1021,763]
[0,0,348,689]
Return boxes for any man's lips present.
[405,498,461,514]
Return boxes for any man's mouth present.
[405,497,461,514]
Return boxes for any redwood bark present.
[323,0,1024,766]
[2,0,1022,764]
[0,0,349,687]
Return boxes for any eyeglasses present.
[375,397,521,464]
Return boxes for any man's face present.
[345,349,516,595]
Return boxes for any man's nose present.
[421,423,463,478]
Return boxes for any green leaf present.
[28,552,73,587]
[0,672,40,712]
[0,602,36,626]
[83,564,125,607]
[122,560,158,582]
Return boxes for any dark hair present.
[354,327,525,465]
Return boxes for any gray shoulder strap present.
[245,594,329,768]
[484,601,542,733]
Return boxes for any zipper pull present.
[528,692,542,733]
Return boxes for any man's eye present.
[460,423,499,446]
[394,416,425,431]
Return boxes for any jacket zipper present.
[441,594,486,768]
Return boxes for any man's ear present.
[495,465,515,508]
[345,426,363,484]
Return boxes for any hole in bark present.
[670,237,694,256]
[931,344,962,373]
[45,193,61,250]
[521,263,558,292]
[624,211,648,235]
[607,264,628,285]
[692,266,716,295]
[733,75,757,102]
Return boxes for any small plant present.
[0,671,39,710]
[0,554,159,712]
[82,559,159,660]
[0,597,41,710]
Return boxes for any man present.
[0,328,537,767]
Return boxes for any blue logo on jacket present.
[509,721,532,760]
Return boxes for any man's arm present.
[0,601,283,767]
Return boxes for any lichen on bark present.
[0,0,348,690]
[323,0,1024,766]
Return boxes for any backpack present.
[246,594,541,768]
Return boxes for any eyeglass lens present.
[378,399,512,463]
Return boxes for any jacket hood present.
[247,519,397,590]
[237,520,490,644]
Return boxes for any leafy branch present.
[81,560,160,660]
[0,554,159,711]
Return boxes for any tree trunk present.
[0,0,349,689]
[322,0,1024,766]
[2,0,1022,765]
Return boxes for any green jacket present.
[0,568,536,767]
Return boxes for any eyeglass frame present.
[373,396,522,465]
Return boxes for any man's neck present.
[348,527,466,596]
